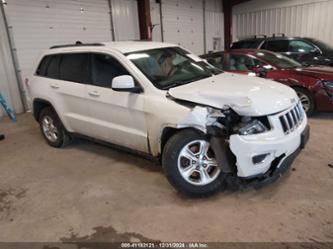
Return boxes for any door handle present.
[50,83,59,89]
[88,91,100,97]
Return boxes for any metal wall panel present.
[0,6,23,118]
[205,0,224,52]
[3,0,112,108]
[150,0,162,42]
[2,0,140,110]
[161,0,204,54]
[112,0,140,41]
[233,0,333,45]
[151,0,224,54]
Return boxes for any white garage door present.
[2,0,139,108]
[161,0,204,55]
[112,0,140,41]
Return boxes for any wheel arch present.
[291,85,317,114]
[33,98,53,121]
[160,126,202,157]
[32,98,63,123]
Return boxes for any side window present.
[225,54,262,71]
[59,53,91,84]
[91,53,129,88]
[263,40,289,52]
[45,55,61,79]
[206,55,224,69]
[288,40,315,53]
[36,56,51,76]
[232,40,261,49]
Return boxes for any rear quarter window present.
[231,40,261,49]
[35,55,61,79]
[35,56,51,76]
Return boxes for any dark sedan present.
[201,49,333,115]
[231,36,333,67]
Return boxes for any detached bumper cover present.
[244,125,310,188]
[229,103,308,178]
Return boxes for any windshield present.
[305,38,333,51]
[255,51,302,69]
[126,47,222,90]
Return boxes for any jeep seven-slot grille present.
[279,103,304,134]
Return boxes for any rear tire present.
[162,129,226,197]
[39,107,71,148]
[295,88,315,116]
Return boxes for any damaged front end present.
[171,103,237,175]
[168,93,308,189]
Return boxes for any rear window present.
[59,53,91,84]
[36,53,91,84]
[46,55,61,79]
[262,40,289,52]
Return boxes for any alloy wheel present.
[177,140,221,186]
[297,91,311,113]
[42,115,59,143]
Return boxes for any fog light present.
[252,153,270,164]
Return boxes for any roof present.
[101,41,177,53]
[201,49,277,57]
[47,41,178,54]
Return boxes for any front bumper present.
[245,125,309,188]
[229,103,308,178]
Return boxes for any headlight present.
[239,119,268,135]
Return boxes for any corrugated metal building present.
[1,0,332,118]
[233,0,333,44]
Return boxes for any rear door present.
[262,39,320,64]
[43,53,92,136]
[85,53,148,152]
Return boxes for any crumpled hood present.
[168,72,298,116]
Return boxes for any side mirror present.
[111,75,142,93]
[257,67,268,78]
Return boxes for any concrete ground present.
[0,112,332,243]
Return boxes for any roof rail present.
[254,34,267,38]
[238,34,267,40]
[50,41,105,49]
[272,33,285,38]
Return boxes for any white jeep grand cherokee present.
[29,41,309,197]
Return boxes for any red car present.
[201,49,333,115]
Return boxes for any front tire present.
[39,107,71,148]
[295,88,315,116]
[162,129,226,197]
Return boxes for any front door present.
[85,53,148,153]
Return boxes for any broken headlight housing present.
[239,119,268,135]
